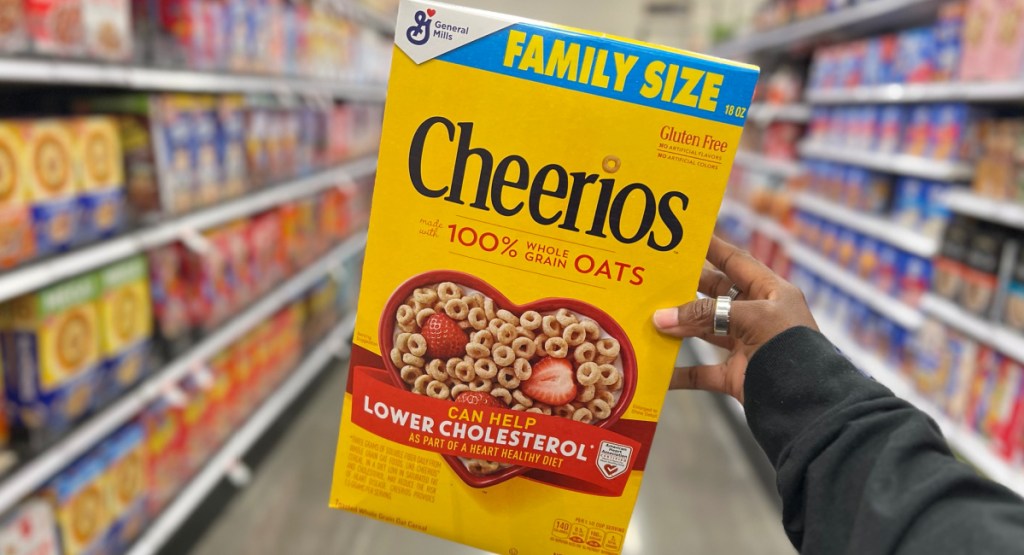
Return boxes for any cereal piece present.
[413,287,439,306]
[512,390,534,408]
[596,389,616,406]
[534,334,548,357]
[606,371,624,391]
[469,329,494,349]
[444,298,469,320]
[397,305,415,326]
[427,380,451,399]
[556,308,578,326]
[497,323,517,345]
[407,334,427,357]
[400,365,423,384]
[487,319,503,338]
[496,309,518,325]
[483,297,497,320]
[596,337,620,360]
[468,307,489,330]
[563,323,587,347]
[402,353,425,367]
[541,315,562,337]
[544,337,569,358]
[513,357,532,381]
[497,367,520,389]
[426,359,448,382]
[490,387,513,405]
[587,398,611,419]
[572,407,594,423]
[554,404,575,418]
[526,407,543,414]
[581,319,601,340]
[463,292,484,309]
[469,377,492,392]
[451,383,470,398]
[532,403,553,416]
[492,344,515,366]
[598,364,619,386]
[413,374,432,394]
[573,342,596,363]
[576,362,601,386]
[415,308,436,328]
[396,332,412,352]
[512,337,535,359]
[515,326,536,340]
[434,301,446,313]
[466,342,490,358]
[510,403,527,411]
[455,360,475,382]
[520,310,542,330]
[576,384,596,403]
[446,358,462,378]
[389,348,403,366]
[437,282,463,302]
[467,459,501,475]
[458,320,474,330]
[474,358,498,379]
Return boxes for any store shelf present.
[787,241,924,329]
[0,155,377,304]
[794,193,938,257]
[0,57,387,100]
[0,232,367,517]
[719,199,792,244]
[735,150,805,178]
[942,189,1024,231]
[128,312,356,555]
[816,317,1024,495]
[747,103,812,124]
[807,80,1024,105]
[711,0,938,58]
[344,2,397,35]
[798,141,974,181]
[921,294,1024,363]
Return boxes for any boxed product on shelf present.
[179,370,218,477]
[911,321,979,415]
[893,27,936,83]
[892,177,926,228]
[1,273,103,445]
[24,119,80,255]
[965,348,1024,459]
[26,0,85,57]
[960,223,1008,317]
[247,210,288,296]
[96,256,152,407]
[1006,247,1024,331]
[147,244,193,363]
[935,1,966,81]
[898,253,932,305]
[99,423,146,551]
[0,498,62,555]
[876,105,906,154]
[215,95,247,201]
[82,0,131,61]
[141,396,186,517]
[958,0,995,80]
[42,447,111,555]
[934,215,974,301]
[0,122,36,269]
[0,0,28,53]
[902,105,933,157]
[73,116,126,245]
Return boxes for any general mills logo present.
[406,9,435,46]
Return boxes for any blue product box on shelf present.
[876,105,906,153]
[876,243,900,295]
[899,253,933,305]
[101,424,148,552]
[932,103,970,161]
[894,27,936,83]
[903,105,934,156]
[893,177,926,229]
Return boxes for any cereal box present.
[96,256,152,407]
[82,0,131,61]
[73,116,126,245]
[0,121,36,269]
[100,424,147,551]
[44,450,110,555]
[328,2,758,553]
[1,273,102,445]
[0,0,28,53]
[0,499,62,555]
[25,0,85,57]
[23,119,80,255]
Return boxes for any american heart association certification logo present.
[596,440,632,480]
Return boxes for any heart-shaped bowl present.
[378,270,638,489]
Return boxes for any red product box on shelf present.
[959,0,997,80]
[0,0,28,54]
[142,397,187,517]
[26,0,85,57]
[986,0,1024,80]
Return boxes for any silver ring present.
[713,296,732,336]
[727,284,742,300]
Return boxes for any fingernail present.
[653,308,679,329]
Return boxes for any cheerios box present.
[0,121,36,269]
[43,448,111,555]
[22,118,80,255]
[329,2,757,553]
[73,116,126,245]
[95,256,152,407]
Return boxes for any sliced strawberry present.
[420,313,468,359]
[454,391,503,408]
[521,357,577,406]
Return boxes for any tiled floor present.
[190,347,795,555]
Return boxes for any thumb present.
[653,297,765,342]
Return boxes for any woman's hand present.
[652,235,818,403]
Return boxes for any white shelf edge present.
[0,156,377,303]
[817,317,1024,493]
[798,141,974,182]
[787,241,924,329]
[0,233,367,516]
[127,312,357,555]
[921,294,1024,364]
[735,150,805,178]
[943,189,1024,231]
[747,103,812,124]
[794,192,939,257]
[807,80,1024,105]
[0,58,388,99]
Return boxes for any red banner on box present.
[350,366,641,495]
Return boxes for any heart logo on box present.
[426,8,436,17]
[379,270,637,488]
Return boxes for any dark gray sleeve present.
[743,326,1024,554]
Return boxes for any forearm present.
[745,327,1024,553]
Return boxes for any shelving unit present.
[747,103,812,124]
[0,156,377,303]
[0,232,367,517]
[0,58,387,99]
[127,312,357,555]
[943,189,1024,231]
[798,141,974,181]
[794,193,939,257]
[806,80,1024,105]
[719,199,791,244]
[734,151,805,178]
[921,294,1024,364]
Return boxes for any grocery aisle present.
[190,349,794,555]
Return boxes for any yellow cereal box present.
[96,256,152,406]
[22,118,78,254]
[73,116,126,244]
[329,2,757,553]
[0,121,35,268]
